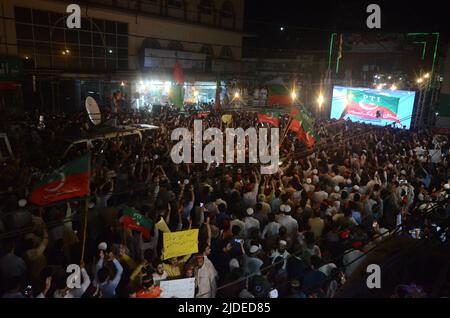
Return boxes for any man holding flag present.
[285,105,319,148]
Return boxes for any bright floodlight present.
[234,91,240,99]
[317,94,324,107]
[424,73,430,79]
[194,90,199,97]
[390,84,397,90]
[417,78,423,83]
[291,91,297,100]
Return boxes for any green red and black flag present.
[170,61,185,110]
[345,89,401,124]
[266,78,291,106]
[288,105,318,148]
[121,207,153,239]
[257,111,280,127]
[30,153,91,206]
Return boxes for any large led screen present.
[330,86,416,129]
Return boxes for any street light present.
[377,84,383,89]
[193,90,199,97]
[317,94,324,108]
[390,84,397,90]
[234,91,240,99]
[120,81,125,87]
[291,91,297,101]
[280,27,285,31]
[417,78,423,84]
[424,73,430,79]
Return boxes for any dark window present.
[221,1,234,18]
[142,38,161,49]
[117,36,128,48]
[199,0,213,14]
[50,12,64,26]
[118,48,128,59]
[92,19,105,32]
[220,46,233,58]
[79,31,92,45]
[15,23,33,40]
[167,41,183,51]
[105,20,116,34]
[32,10,49,25]
[200,44,213,56]
[117,22,128,35]
[79,45,92,57]
[106,34,116,47]
[15,7,32,23]
[65,29,78,43]
[168,0,183,9]
[34,26,50,41]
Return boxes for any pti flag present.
[257,111,280,127]
[267,78,291,106]
[121,207,153,239]
[345,89,401,124]
[171,61,185,110]
[288,105,318,148]
[30,153,91,206]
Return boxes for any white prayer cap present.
[279,240,287,246]
[401,170,406,175]
[18,199,27,208]
[229,258,240,270]
[98,242,108,251]
[444,184,450,190]
[334,186,340,193]
[312,169,318,175]
[353,185,360,192]
[346,179,352,185]
[306,178,312,184]
[246,208,254,216]
[269,289,279,298]
[249,245,259,254]
[280,204,291,213]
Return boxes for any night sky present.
[244,0,448,51]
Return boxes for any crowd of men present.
[0,106,449,298]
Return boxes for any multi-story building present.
[0,0,244,112]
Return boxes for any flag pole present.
[280,103,295,146]
[80,152,91,263]
[80,196,89,262]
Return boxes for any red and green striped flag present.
[30,153,91,206]
[121,207,153,239]
[288,106,318,148]
[268,84,291,106]
[171,61,185,110]
[345,89,401,124]
[257,111,280,127]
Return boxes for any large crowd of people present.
[0,105,449,298]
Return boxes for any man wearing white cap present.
[271,240,290,269]
[243,208,260,239]
[241,243,263,276]
[277,204,298,238]
[303,178,315,193]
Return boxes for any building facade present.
[0,0,245,112]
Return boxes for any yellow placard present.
[163,229,199,260]
[221,114,233,123]
[155,218,171,233]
